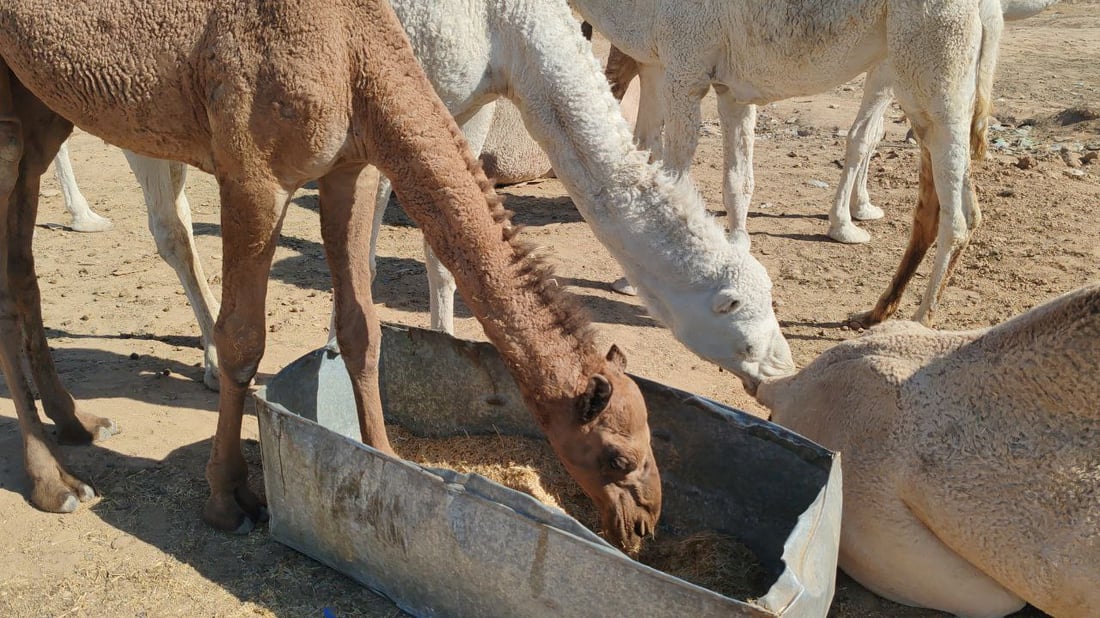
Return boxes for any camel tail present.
[971,0,1004,161]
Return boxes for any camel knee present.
[213,321,265,387]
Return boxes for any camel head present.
[536,345,661,554]
[642,247,795,396]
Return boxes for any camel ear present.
[606,344,627,370]
[577,375,613,424]
[712,289,743,315]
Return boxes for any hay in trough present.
[638,530,768,601]
[388,427,767,601]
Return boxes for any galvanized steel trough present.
[255,324,842,617]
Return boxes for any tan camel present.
[0,0,659,551]
[757,284,1100,617]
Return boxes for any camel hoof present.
[69,214,114,233]
[57,413,119,445]
[611,277,638,296]
[729,229,751,251]
[846,310,880,331]
[32,473,97,513]
[203,486,267,535]
[203,367,221,392]
[829,223,871,245]
[851,202,885,221]
[58,494,80,513]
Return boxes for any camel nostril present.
[634,519,649,538]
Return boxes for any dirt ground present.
[1,4,1097,617]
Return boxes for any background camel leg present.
[716,89,756,250]
[912,125,983,326]
[203,177,286,534]
[830,63,894,244]
[122,151,222,390]
[855,147,939,327]
[318,165,392,451]
[0,69,112,513]
[53,140,113,232]
[610,63,672,296]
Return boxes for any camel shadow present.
[0,416,403,617]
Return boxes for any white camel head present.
[631,242,794,394]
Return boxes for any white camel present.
[53,0,794,394]
[827,0,1061,243]
[757,283,1100,617]
[575,0,1003,327]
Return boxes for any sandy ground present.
[1,4,1097,617]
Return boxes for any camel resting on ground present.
[1,0,661,551]
[757,283,1100,617]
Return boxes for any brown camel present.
[0,0,659,551]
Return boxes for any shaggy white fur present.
[575,0,1003,326]
[758,283,1099,617]
[54,0,795,393]
[829,0,1060,241]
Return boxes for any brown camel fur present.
[0,0,659,551]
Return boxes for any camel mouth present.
[602,506,658,556]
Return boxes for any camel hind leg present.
[122,151,221,390]
[839,487,1025,617]
[859,0,994,327]
[53,140,113,232]
[853,145,938,327]
[0,66,111,513]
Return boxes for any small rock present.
[160,368,171,377]
[807,179,829,189]
[1015,155,1036,170]
[1081,151,1098,165]
[1063,168,1087,179]
[129,352,140,360]
[39,189,60,198]
[1060,149,1082,168]
[796,127,815,137]
[828,103,839,109]
[759,202,774,209]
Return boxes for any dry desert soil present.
[1,4,1098,617]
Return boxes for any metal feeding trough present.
[255,324,841,617]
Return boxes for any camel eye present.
[609,455,633,472]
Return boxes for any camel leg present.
[318,165,393,452]
[611,64,683,297]
[0,68,109,512]
[423,103,494,334]
[852,146,938,327]
[829,64,894,244]
[839,490,1025,617]
[631,63,666,163]
[715,88,756,249]
[123,151,221,390]
[53,140,113,233]
[604,45,639,102]
[202,177,288,534]
[912,122,982,326]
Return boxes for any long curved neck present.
[354,4,598,405]
[494,4,735,320]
